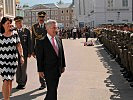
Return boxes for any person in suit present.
[14,16,32,89]
[72,27,77,39]
[38,19,66,100]
[85,26,90,42]
[31,11,47,90]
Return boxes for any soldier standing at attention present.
[14,16,32,89]
[31,11,47,90]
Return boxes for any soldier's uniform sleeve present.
[27,29,32,55]
[31,25,36,54]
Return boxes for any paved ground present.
[0,38,133,100]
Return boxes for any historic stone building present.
[3,0,16,19]
[23,2,74,29]
[73,0,133,27]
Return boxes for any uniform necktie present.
[18,29,21,33]
[41,25,43,28]
[51,37,58,55]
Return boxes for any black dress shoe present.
[122,71,128,75]
[120,68,126,72]
[123,73,130,78]
[127,77,133,82]
[16,85,25,89]
[39,85,46,90]
[115,57,120,63]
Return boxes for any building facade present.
[73,0,90,27]
[73,0,133,28]
[23,3,74,29]
[0,0,3,20]
[0,0,16,21]
[3,0,16,19]
[16,0,24,16]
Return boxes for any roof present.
[44,3,57,8]
[26,3,73,10]
[56,3,72,8]
[31,3,57,9]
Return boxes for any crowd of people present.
[0,11,66,100]
[95,23,133,87]
[57,26,96,40]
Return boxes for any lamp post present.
[31,11,32,26]
[49,7,51,19]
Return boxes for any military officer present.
[31,11,47,90]
[14,16,32,89]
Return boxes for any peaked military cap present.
[14,16,23,22]
[38,11,46,17]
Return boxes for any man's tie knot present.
[41,24,43,28]
[18,29,21,33]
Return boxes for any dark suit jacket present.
[17,28,32,58]
[37,35,66,78]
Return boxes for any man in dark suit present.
[31,11,47,90]
[38,19,66,100]
[14,16,32,89]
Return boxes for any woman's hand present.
[38,72,44,78]
[20,56,24,65]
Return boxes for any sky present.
[20,0,72,6]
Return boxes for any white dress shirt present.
[17,28,23,32]
[39,23,44,28]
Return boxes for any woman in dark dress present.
[0,17,24,100]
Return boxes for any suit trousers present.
[44,77,59,100]
[16,57,27,86]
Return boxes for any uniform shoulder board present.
[24,27,30,31]
[32,24,36,28]
[32,23,38,28]
[23,28,28,33]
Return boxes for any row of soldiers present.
[96,24,133,87]
[11,11,47,90]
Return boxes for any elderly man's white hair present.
[46,19,57,29]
